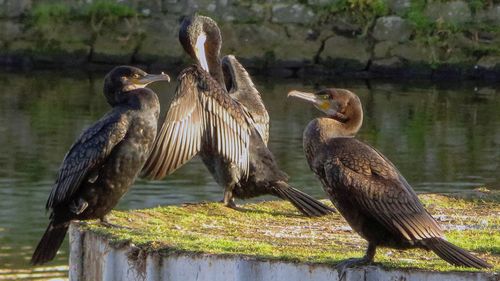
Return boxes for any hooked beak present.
[288,90,336,114]
[288,90,318,104]
[136,72,171,85]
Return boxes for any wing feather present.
[46,112,129,209]
[141,71,204,179]
[324,139,443,242]
[142,66,253,179]
[222,55,269,145]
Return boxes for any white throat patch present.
[195,32,209,72]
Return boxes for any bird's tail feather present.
[425,237,491,269]
[272,182,336,217]
[31,222,68,265]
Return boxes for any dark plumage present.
[142,15,333,217]
[288,88,491,269]
[31,66,170,265]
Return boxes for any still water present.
[0,70,499,279]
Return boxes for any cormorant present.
[142,15,333,216]
[31,66,170,265]
[288,88,491,270]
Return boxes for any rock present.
[319,35,370,71]
[220,23,283,67]
[4,40,33,54]
[373,41,395,59]
[476,56,500,71]
[388,0,411,16]
[425,1,471,25]
[271,4,315,24]
[119,0,162,17]
[391,43,432,64]
[370,57,404,76]
[0,20,22,41]
[330,16,362,38]
[135,18,185,65]
[272,25,320,65]
[92,36,137,64]
[222,23,320,68]
[91,21,142,64]
[31,42,91,67]
[219,3,266,23]
[372,16,412,43]
[476,5,500,24]
[162,0,216,15]
[308,0,339,6]
[0,0,30,18]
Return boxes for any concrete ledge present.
[69,226,496,281]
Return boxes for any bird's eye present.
[133,74,140,79]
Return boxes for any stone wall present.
[1,0,500,79]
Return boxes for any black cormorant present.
[142,15,333,216]
[288,88,491,270]
[31,66,170,265]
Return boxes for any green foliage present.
[81,0,137,30]
[80,1,139,34]
[30,3,71,25]
[28,3,73,48]
[27,1,139,47]
[468,0,486,13]
[404,1,465,64]
[315,0,389,35]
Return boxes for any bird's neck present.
[206,53,225,87]
[303,117,361,163]
[307,117,360,140]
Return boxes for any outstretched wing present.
[324,139,443,241]
[46,111,129,210]
[141,70,204,179]
[142,65,254,180]
[222,55,269,145]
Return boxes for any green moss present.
[27,1,139,47]
[29,3,72,25]
[81,0,138,33]
[313,0,389,36]
[82,193,499,272]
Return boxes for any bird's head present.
[179,14,222,72]
[288,88,363,130]
[103,66,170,105]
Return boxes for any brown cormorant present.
[142,15,333,216]
[288,88,491,270]
[31,66,170,265]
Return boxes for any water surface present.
[0,71,499,279]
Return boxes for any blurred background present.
[1,0,500,280]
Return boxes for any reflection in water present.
[0,71,499,278]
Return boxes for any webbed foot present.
[336,243,376,281]
[336,257,371,280]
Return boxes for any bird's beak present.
[288,90,328,109]
[288,90,317,103]
[136,72,171,86]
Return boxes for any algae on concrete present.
[82,191,499,273]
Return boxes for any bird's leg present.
[222,186,237,209]
[336,243,376,280]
